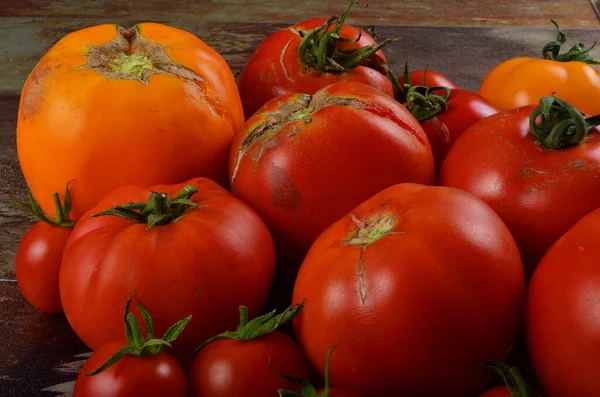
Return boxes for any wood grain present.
[1,0,598,28]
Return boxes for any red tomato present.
[15,185,75,313]
[74,341,187,397]
[59,178,276,361]
[397,69,459,89]
[237,3,394,118]
[479,387,513,397]
[292,183,526,396]
[527,207,600,397]
[439,97,600,275]
[229,81,435,275]
[191,332,310,396]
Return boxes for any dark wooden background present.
[1,1,599,396]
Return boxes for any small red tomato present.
[15,183,75,313]
[190,304,311,397]
[73,294,190,397]
[397,68,459,89]
[440,95,600,275]
[237,2,395,118]
[275,345,362,397]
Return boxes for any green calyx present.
[12,181,76,228]
[194,302,304,353]
[344,213,398,246]
[86,292,192,376]
[274,345,339,397]
[108,53,155,77]
[92,184,199,230]
[388,63,451,121]
[529,95,600,150]
[480,361,531,397]
[297,0,396,73]
[542,19,599,64]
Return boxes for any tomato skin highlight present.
[238,18,393,119]
[190,332,311,397]
[15,222,71,313]
[292,183,526,397]
[59,178,276,361]
[230,81,435,275]
[527,207,600,397]
[73,341,188,397]
[439,105,600,274]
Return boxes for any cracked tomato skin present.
[59,178,276,362]
[527,207,600,397]
[237,18,393,119]
[292,183,526,397]
[229,81,435,276]
[17,23,244,219]
[439,105,600,275]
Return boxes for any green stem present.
[481,361,531,397]
[296,1,396,73]
[11,181,76,228]
[92,184,199,230]
[542,19,600,64]
[529,95,600,150]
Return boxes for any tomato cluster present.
[12,2,600,396]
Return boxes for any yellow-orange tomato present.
[17,23,244,219]
[478,21,600,115]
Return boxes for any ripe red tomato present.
[397,69,459,89]
[15,184,75,313]
[237,2,394,118]
[439,96,600,275]
[59,178,276,361]
[190,305,311,397]
[230,81,435,275]
[292,183,526,396]
[74,295,189,397]
[527,207,600,397]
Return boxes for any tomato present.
[74,294,189,397]
[478,20,600,115]
[191,305,311,397]
[237,2,394,119]
[292,183,526,396]
[439,96,600,275]
[397,69,459,89]
[526,206,600,397]
[478,361,533,397]
[59,177,276,362]
[17,22,243,219]
[15,184,75,313]
[230,81,435,275]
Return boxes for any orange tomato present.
[17,23,243,219]
[478,21,600,115]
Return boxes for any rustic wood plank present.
[1,0,598,28]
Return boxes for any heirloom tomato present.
[440,96,600,275]
[292,183,526,397]
[190,304,311,397]
[229,81,435,276]
[479,20,600,115]
[237,1,394,118]
[17,22,243,219]
[59,178,276,362]
[527,207,600,397]
[15,183,75,313]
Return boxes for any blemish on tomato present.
[270,165,302,209]
[20,65,51,120]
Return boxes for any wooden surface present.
[0,1,599,396]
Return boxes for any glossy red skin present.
[238,18,393,119]
[59,178,276,361]
[190,331,311,397]
[15,222,71,313]
[292,183,526,397]
[527,207,600,397]
[398,69,459,89]
[439,105,600,275]
[419,89,499,173]
[229,82,435,275]
[73,341,187,397]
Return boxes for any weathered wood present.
[1,0,598,28]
